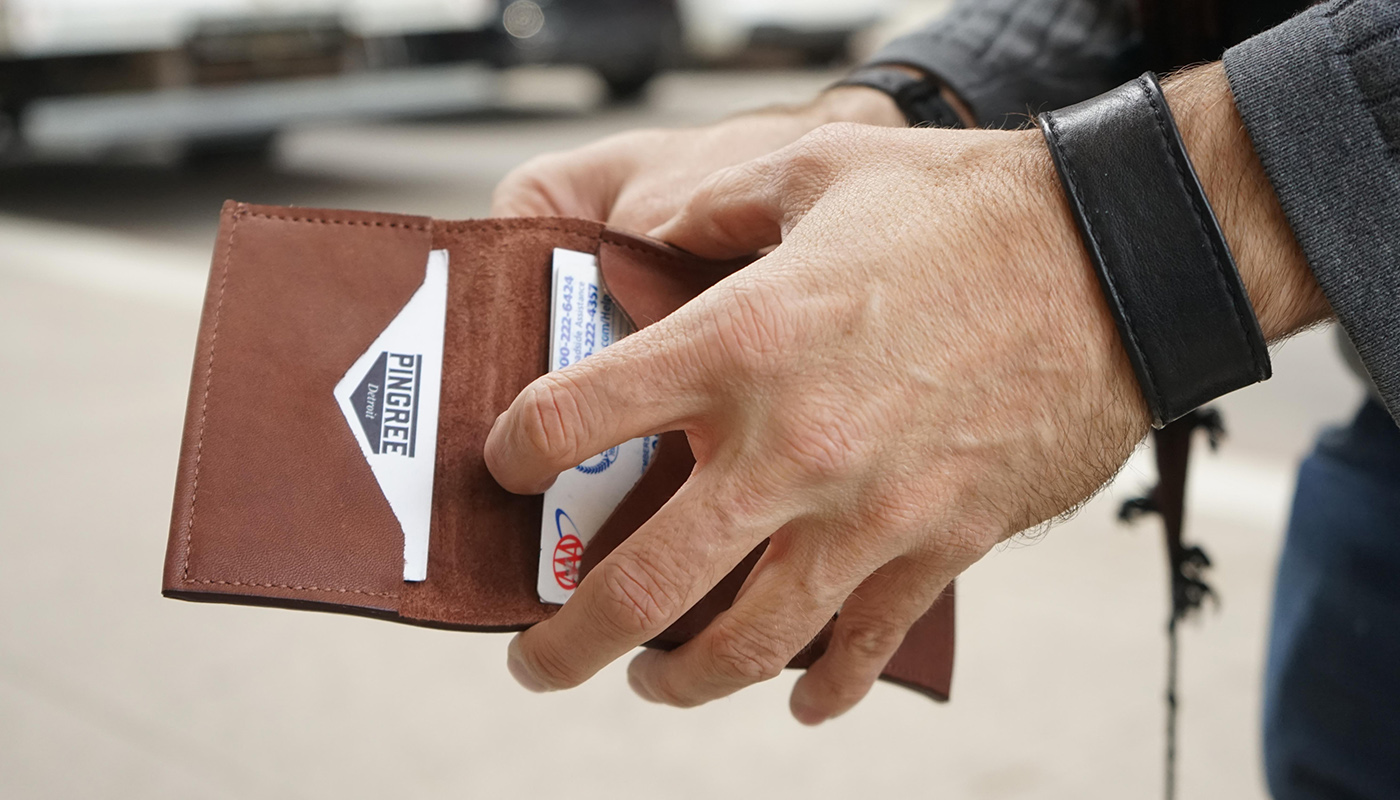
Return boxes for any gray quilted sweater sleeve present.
[867,0,1141,127]
[1225,0,1400,421]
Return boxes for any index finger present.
[507,471,787,691]
[485,326,709,495]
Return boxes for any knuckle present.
[690,166,734,206]
[772,402,866,485]
[686,160,753,208]
[779,123,856,190]
[834,617,907,664]
[682,163,775,249]
[791,123,850,160]
[917,520,991,569]
[590,554,683,639]
[899,535,982,591]
[775,154,827,198]
[707,280,792,377]
[707,485,770,538]
[517,374,587,464]
[708,622,789,685]
[853,486,927,537]
[811,120,864,142]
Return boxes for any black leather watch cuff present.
[1038,72,1271,428]
[832,66,966,129]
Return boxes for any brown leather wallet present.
[162,201,954,701]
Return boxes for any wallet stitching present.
[434,219,596,235]
[599,234,689,265]
[183,577,398,596]
[432,220,694,268]
[246,211,428,231]
[181,205,400,600]
[435,223,600,244]
[181,205,238,586]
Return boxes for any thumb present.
[484,329,710,495]
[648,157,798,260]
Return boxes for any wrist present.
[1163,64,1330,340]
[809,85,908,128]
[816,65,977,130]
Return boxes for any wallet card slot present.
[164,202,435,611]
[400,218,608,628]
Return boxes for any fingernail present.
[506,636,547,693]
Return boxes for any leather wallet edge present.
[162,200,246,603]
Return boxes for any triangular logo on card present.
[349,351,387,454]
[348,350,422,457]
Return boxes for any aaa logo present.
[553,508,584,590]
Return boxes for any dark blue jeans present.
[1265,399,1400,799]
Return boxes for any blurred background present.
[0,1,1366,798]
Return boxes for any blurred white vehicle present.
[0,0,497,57]
[0,0,680,156]
[679,0,902,64]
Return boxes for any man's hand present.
[485,64,1327,724]
[489,86,907,233]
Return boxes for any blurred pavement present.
[0,68,1365,799]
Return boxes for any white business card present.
[334,249,448,582]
